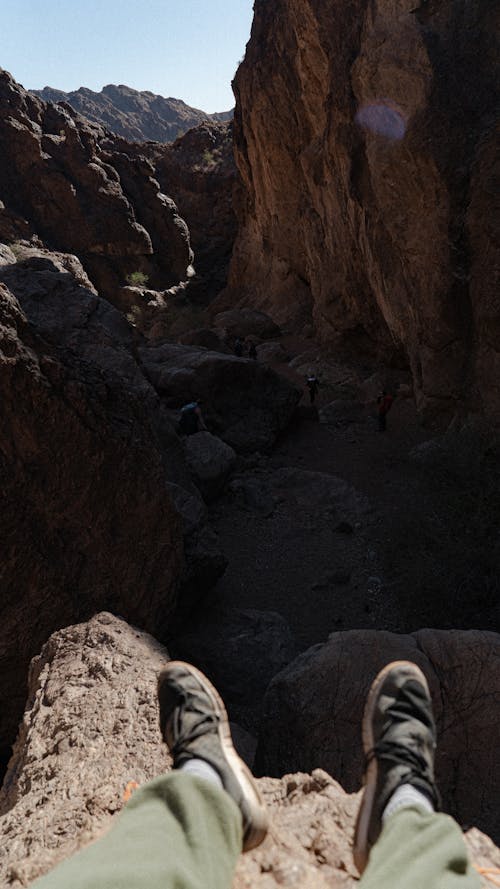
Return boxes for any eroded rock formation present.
[0,248,189,752]
[0,69,192,304]
[153,122,238,300]
[1,614,499,887]
[2,70,237,309]
[227,0,500,421]
[34,83,232,143]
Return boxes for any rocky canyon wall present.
[227,0,499,421]
[1,69,236,310]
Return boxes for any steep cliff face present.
[228,0,499,420]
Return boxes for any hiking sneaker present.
[353,660,440,874]
[158,661,269,852]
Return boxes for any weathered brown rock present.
[154,122,238,301]
[183,431,237,501]
[227,0,499,422]
[140,342,301,452]
[0,69,193,305]
[0,250,189,751]
[256,629,500,843]
[214,308,281,342]
[34,84,232,143]
[179,327,230,352]
[0,613,171,885]
[1,615,499,888]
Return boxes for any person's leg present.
[353,660,479,888]
[359,805,479,889]
[33,661,268,889]
[33,771,242,889]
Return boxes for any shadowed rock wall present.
[257,628,500,843]
[227,0,499,421]
[0,249,185,752]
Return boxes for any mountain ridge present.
[33,82,232,143]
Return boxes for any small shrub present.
[9,242,25,260]
[126,270,149,287]
[202,149,215,165]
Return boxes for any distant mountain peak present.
[33,83,233,143]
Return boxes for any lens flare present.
[355,101,407,141]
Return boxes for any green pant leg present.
[32,772,242,889]
[359,806,480,889]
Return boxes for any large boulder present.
[1,614,499,888]
[183,431,237,501]
[0,251,189,752]
[256,629,500,843]
[0,613,170,885]
[171,606,296,731]
[214,308,281,341]
[140,342,301,452]
[178,327,230,352]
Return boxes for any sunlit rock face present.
[227,0,498,421]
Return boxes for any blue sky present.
[1,0,254,112]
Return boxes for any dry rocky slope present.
[34,83,232,143]
[1,613,499,888]
[227,0,500,423]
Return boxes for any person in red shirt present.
[377,390,394,431]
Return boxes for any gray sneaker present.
[158,660,269,852]
[353,660,440,874]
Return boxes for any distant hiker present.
[33,660,477,889]
[179,401,207,436]
[234,337,244,358]
[377,390,394,431]
[306,375,320,404]
[248,341,257,360]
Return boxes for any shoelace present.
[366,739,430,775]
[170,704,219,763]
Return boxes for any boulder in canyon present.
[256,628,500,843]
[140,342,301,452]
[183,431,237,501]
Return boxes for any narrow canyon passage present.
[171,350,499,740]
[209,388,430,651]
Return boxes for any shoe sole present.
[159,660,269,852]
[353,660,429,874]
